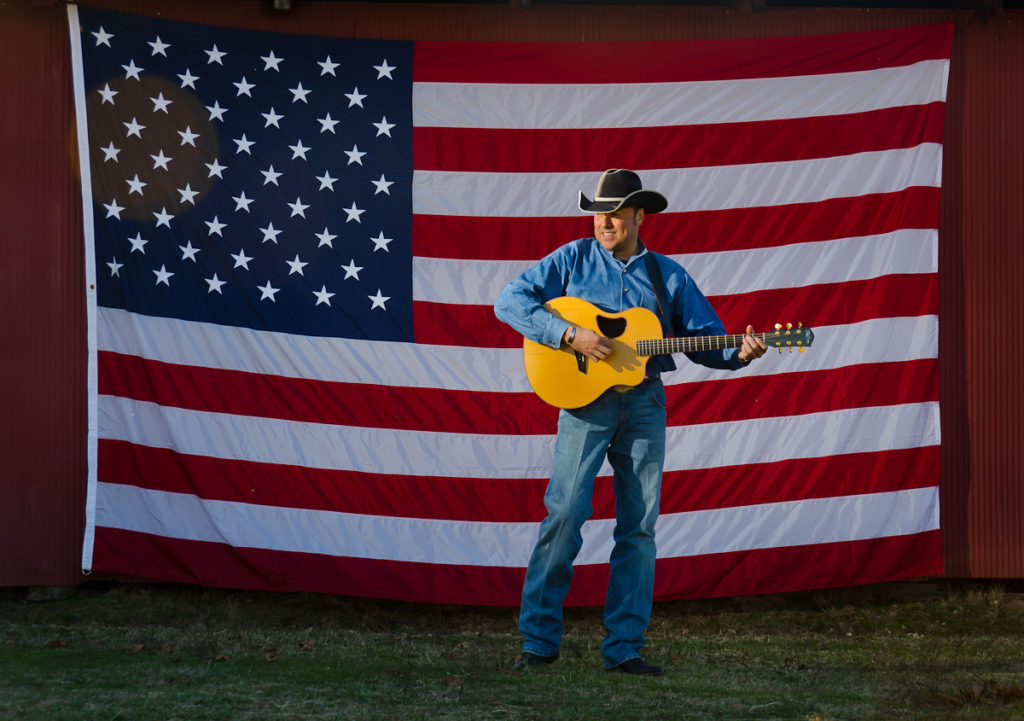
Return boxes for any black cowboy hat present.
[578,169,668,214]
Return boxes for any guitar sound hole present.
[596,316,627,339]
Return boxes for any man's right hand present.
[567,326,612,361]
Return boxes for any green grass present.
[2,582,1024,720]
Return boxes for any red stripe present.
[412,188,940,260]
[92,527,943,605]
[99,439,938,523]
[414,274,938,348]
[413,25,952,83]
[414,105,946,172]
[99,349,935,433]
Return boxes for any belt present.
[611,374,660,393]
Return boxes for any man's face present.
[594,207,643,257]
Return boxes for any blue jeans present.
[519,377,667,668]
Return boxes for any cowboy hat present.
[578,169,668,214]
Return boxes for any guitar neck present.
[636,333,762,357]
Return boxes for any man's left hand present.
[738,325,768,363]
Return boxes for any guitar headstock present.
[764,323,814,353]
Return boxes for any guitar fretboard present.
[636,333,770,357]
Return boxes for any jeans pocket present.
[648,380,666,409]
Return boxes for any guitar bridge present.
[574,350,588,374]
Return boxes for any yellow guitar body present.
[523,297,662,410]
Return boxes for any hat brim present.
[578,188,668,214]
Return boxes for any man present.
[494,169,767,676]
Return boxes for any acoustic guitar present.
[523,296,814,409]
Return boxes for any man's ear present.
[636,208,645,225]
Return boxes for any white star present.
[261,50,283,71]
[107,257,123,276]
[206,101,228,122]
[150,150,172,170]
[286,254,308,276]
[125,174,147,196]
[233,76,255,97]
[205,273,226,294]
[318,56,339,76]
[317,113,339,134]
[231,249,253,269]
[178,126,199,146]
[257,280,280,302]
[153,207,173,228]
[260,222,281,244]
[127,232,148,253]
[233,134,254,155]
[345,87,366,108]
[373,59,396,79]
[370,231,393,252]
[288,140,310,160]
[205,158,227,178]
[343,201,365,223]
[104,199,124,219]
[123,117,145,138]
[178,184,199,205]
[315,227,336,248]
[368,289,390,310]
[289,82,311,103]
[313,285,335,306]
[373,116,396,137]
[261,165,282,186]
[100,142,120,163]
[288,197,309,218]
[92,26,113,47]
[205,216,226,237]
[148,36,170,56]
[341,259,363,279]
[122,60,143,80]
[344,145,366,165]
[233,191,254,212]
[371,174,394,195]
[205,44,227,65]
[262,107,283,128]
[150,92,172,113]
[153,264,174,286]
[173,185,201,209]
[178,68,199,89]
[179,240,201,262]
[98,83,118,104]
[315,170,337,191]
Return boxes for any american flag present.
[70,5,950,604]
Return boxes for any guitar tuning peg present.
[799,348,805,353]
[786,323,792,330]
[775,323,782,330]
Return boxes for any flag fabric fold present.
[69,5,949,605]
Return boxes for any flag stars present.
[258,281,280,302]
[125,174,147,196]
[205,158,227,179]
[261,165,283,186]
[368,289,390,310]
[205,44,227,65]
[150,150,172,171]
[341,259,362,280]
[233,191,255,212]
[151,92,172,113]
[122,60,143,80]
[315,170,337,191]
[123,117,145,138]
[288,197,310,218]
[372,174,393,195]
[318,113,339,134]
[313,285,335,306]
[205,273,226,294]
[374,59,396,79]
[315,227,336,248]
[128,232,148,254]
[148,36,170,56]
[289,140,310,160]
[92,26,113,47]
[345,145,366,165]
[318,56,339,76]
[289,82,311,103]
[286,254,308,276]
[205,216,227,237]
[370,232,393,252]
[206,101,228,122]
[260,222,282,244]
[343,202,365,223]
[178,126,199,146]
[178,184,199,205]
[234,134,255,155]
[179,241,201,262]
[104,199,124,219]
[261,51,284,71]
[178,69,199,89]
[234,76,255,97]
[100,142,120,163]
[153,207,173,228]
[231,249,253,270]
[98,83,118,104]
[153,265,174,286]
[107,257,123,276]
[345,87,366,108]
[262,107,283,128]
[373,116,395,137]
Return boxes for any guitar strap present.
[643,250,671,337]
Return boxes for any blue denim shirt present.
[494,237,744,374]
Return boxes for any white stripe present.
[67,3,100,573]
[98,308,936,392]
[413,60,949,129]
[95,483,939,567]
[413,146,942,218]
[98,395,939,479]
[413,229,937,305]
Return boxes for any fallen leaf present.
[160,642,176,653]
[264,647,279,661]
[48,639,69,648]
[442,674,463,687]
[126,644,145,655]
[213,653,230,662]
[298,640,317,652]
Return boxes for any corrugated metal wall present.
[1,0,1020,587]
